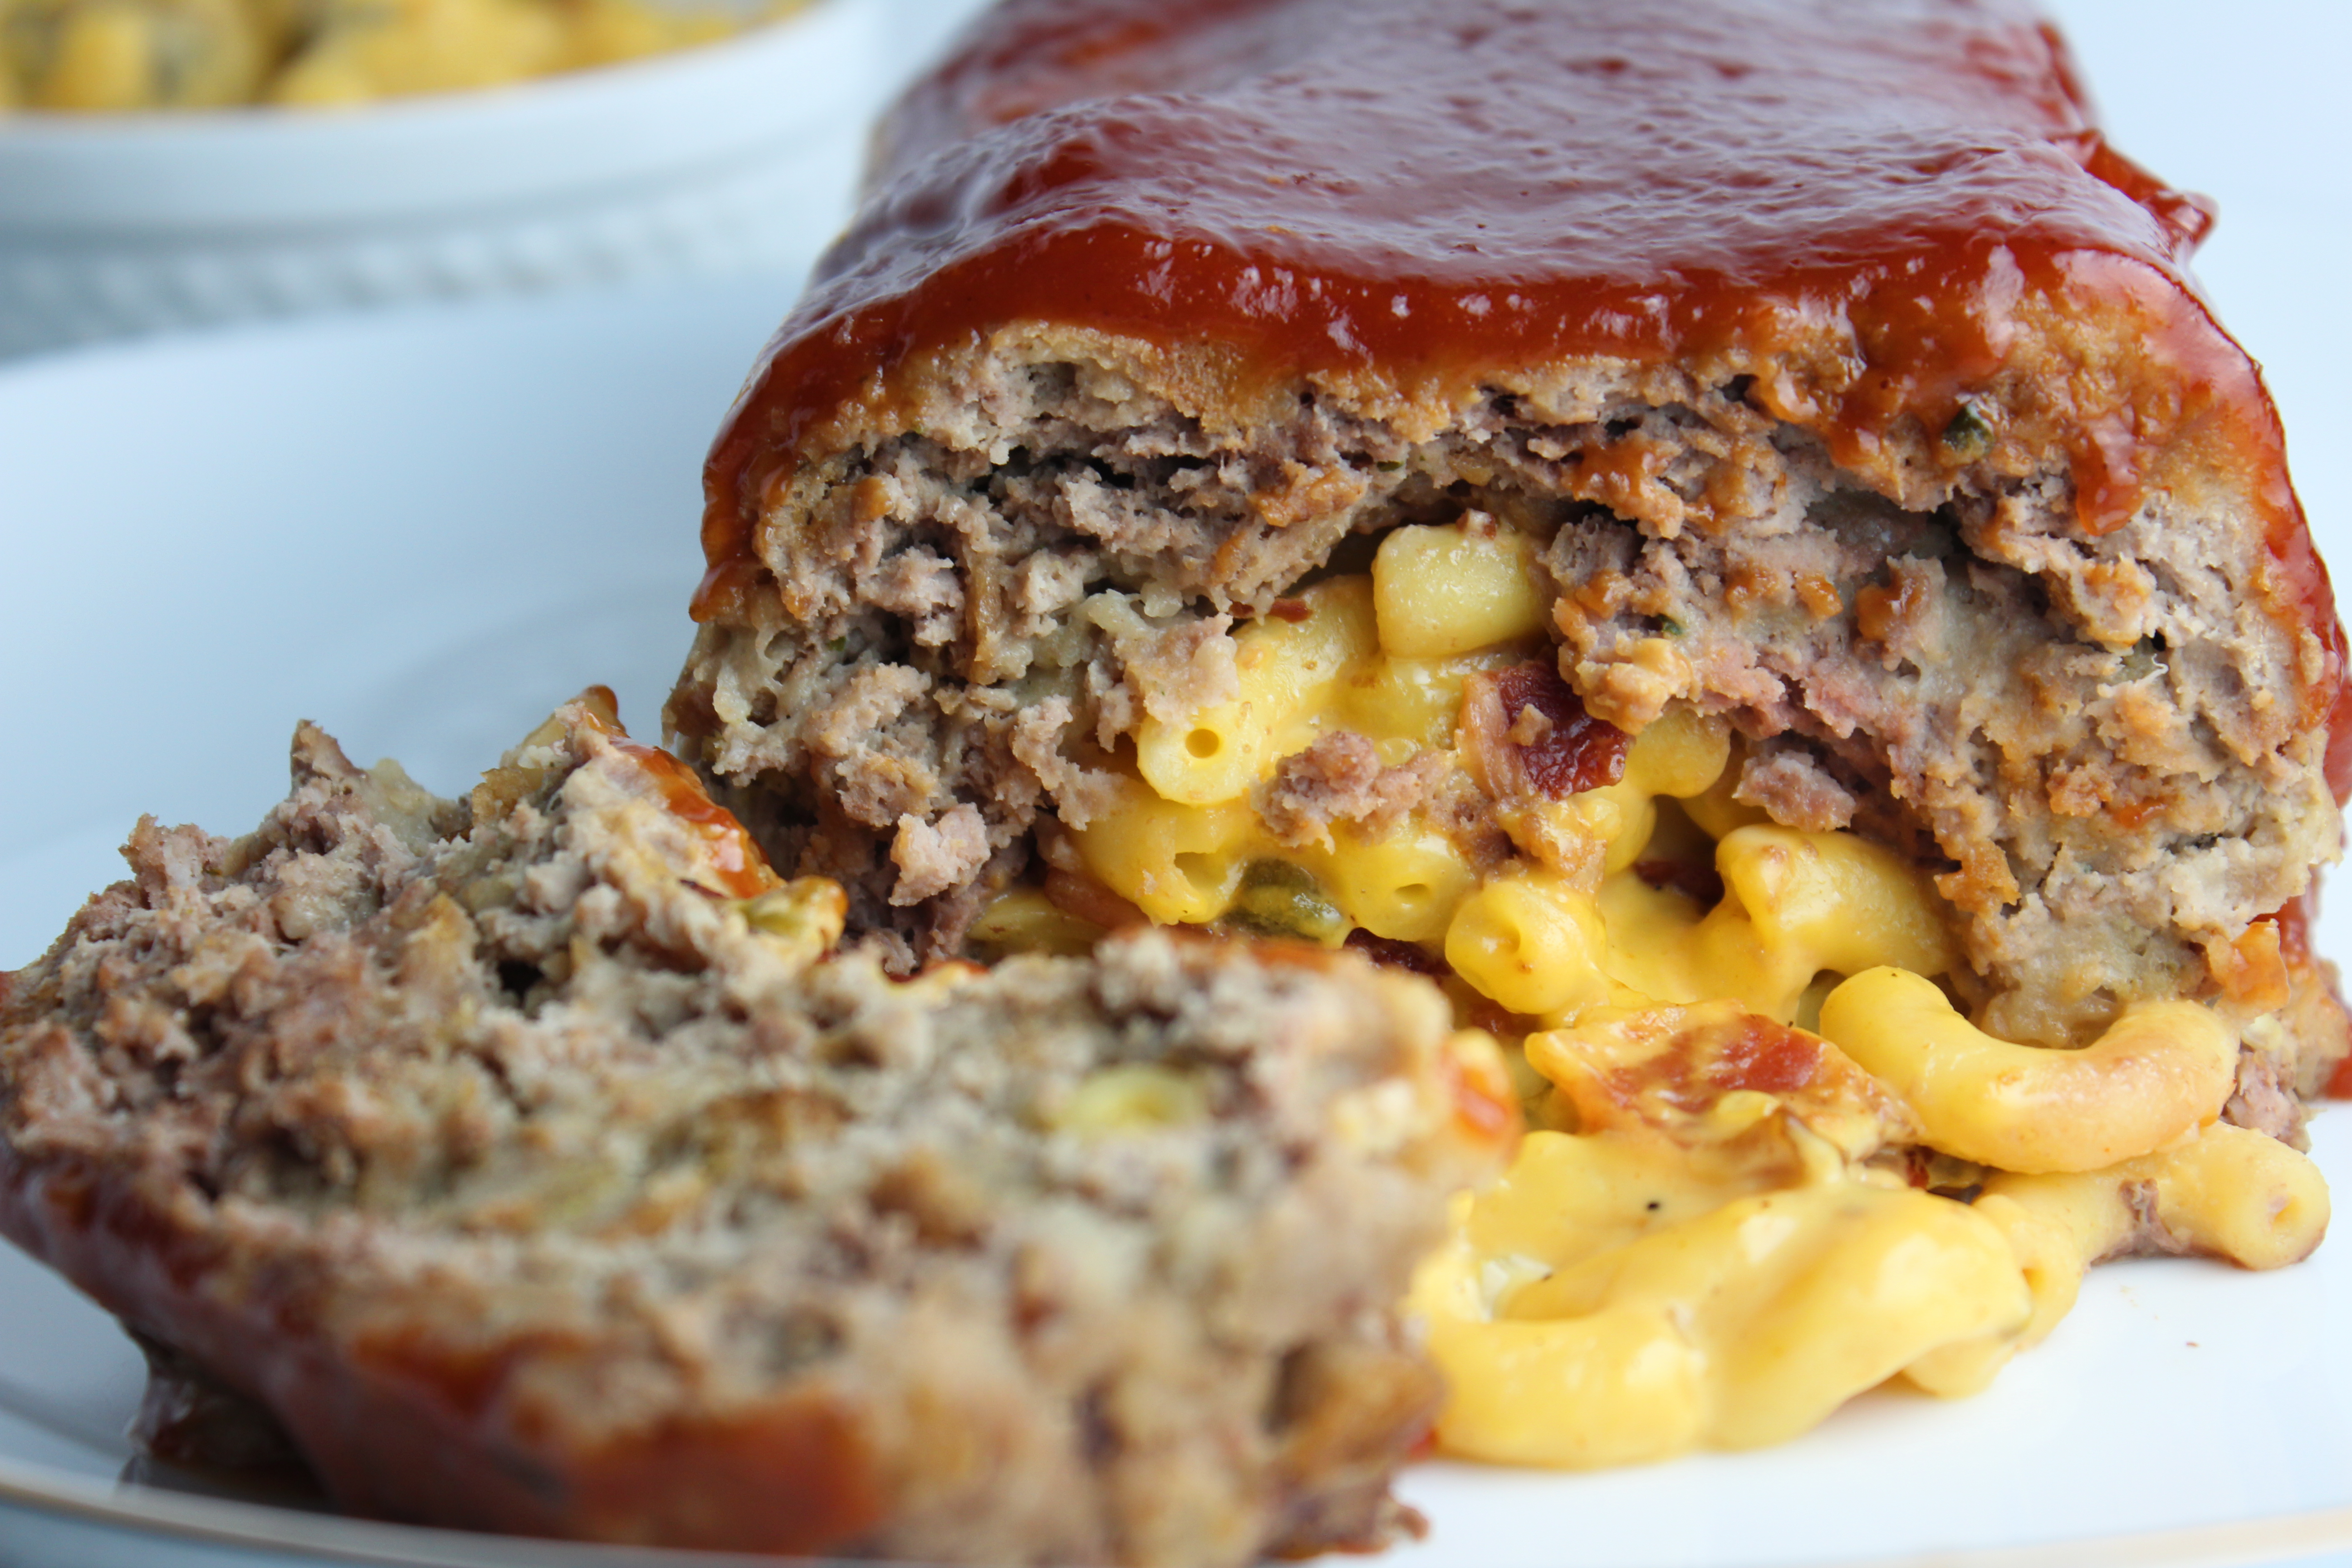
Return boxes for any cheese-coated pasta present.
[1819,966,2238,1173]
[1372,513,1549,658]
[1005,559,2330,1473]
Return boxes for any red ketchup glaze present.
[572,691,780,901]
[608,738,780,902]
[698,0,2349,794]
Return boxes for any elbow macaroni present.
[1416,1175,2033,1465]
[1902,1122,2330,1396]
[1595,825,1955,1022]
[990,519,2330,1470]
[1133,575,1514,807]
[1819,967,2240,1173]
[1445,868,1616,1017]
[1412,1002,2026,1465]
[1373,513,1550,657]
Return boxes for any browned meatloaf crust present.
[0,697,1511,1566]
[666,0,2350,1068]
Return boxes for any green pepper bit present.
[1940,402,1994,461]
[1215,859,1350,946]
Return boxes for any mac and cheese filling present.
[973,514,2330,1466]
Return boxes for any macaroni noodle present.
[992,540,2328,1471]
[1598,826,1956,1022]
[1132,576,1514,806]
[1413,1004,2027,1465]
[1445,869,1614,1018]
[1418,1179,2031,1465]
[1904,1123,2329,1395]
[1372,513,1549,657]
[1819,966,2239,1173]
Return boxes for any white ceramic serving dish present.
[0,0,889,360]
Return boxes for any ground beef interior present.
[0,701,1503,1566]
[667,343,2345,1061]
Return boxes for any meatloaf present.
[667,0,2350,1079]
[0,695,1512,1565]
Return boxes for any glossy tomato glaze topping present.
[576,686,780,901]
[698,0,2350,791]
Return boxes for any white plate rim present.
[4,1446,2352,1568]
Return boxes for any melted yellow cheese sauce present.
[980,516,2329,1466]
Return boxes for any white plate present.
[6,4,2352,1565]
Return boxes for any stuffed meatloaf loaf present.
[2,0,2345,1547]
[670,0,2352,1089]
[0,695,1511,1563]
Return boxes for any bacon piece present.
[1461,661,1629,805]
[1534,1002,1921,1159]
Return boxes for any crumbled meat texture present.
[0,709,1490,1568]
[890,802,989,905]
[1734,747,1859,833]
[667,341,2344,1077]
[2223,1044,2308,1147]
[1091,601,1241,725]
[1009,695,1124,832]
[1255,733,1441,852]
[2278,946,2352,1100]
[2109,1180,2205,1263]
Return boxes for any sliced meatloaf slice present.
[668,0,2348,1070]
[0,694,1513,1567]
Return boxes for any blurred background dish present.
[0,0,813,113]
[0,0,906,360]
